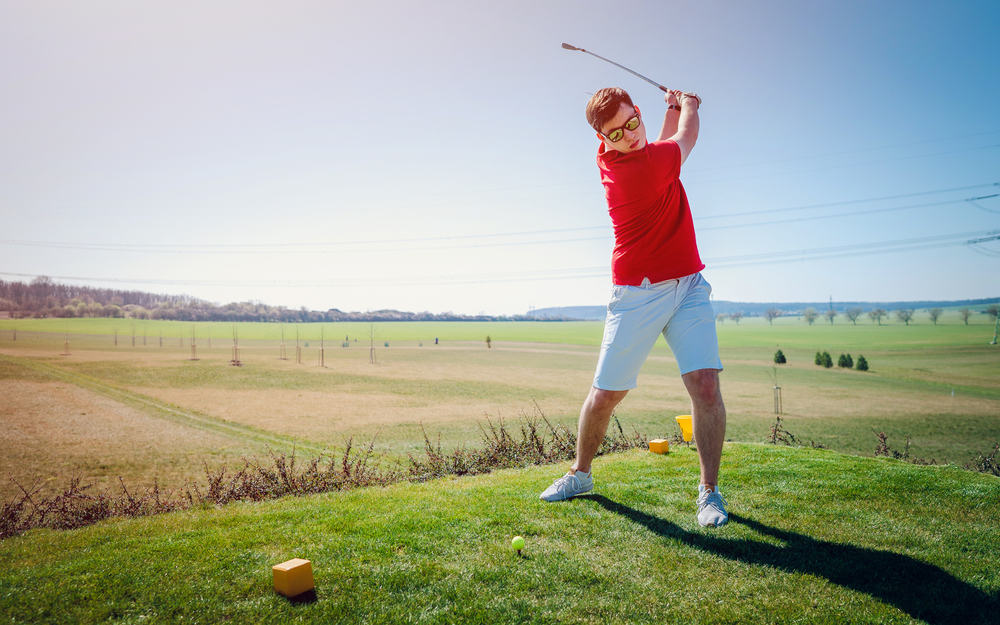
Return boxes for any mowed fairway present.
[1,315,998,499]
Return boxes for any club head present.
[561,42,582,51]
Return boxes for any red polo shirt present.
[597,139,704,286]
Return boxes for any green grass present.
[2,317,998,477]
[1,445,996,624]
[0,318,608,345]
[2,311,996,346]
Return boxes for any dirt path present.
[0,353,327,456]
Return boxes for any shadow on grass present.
[286,589,318,605]
[580,495,997,625]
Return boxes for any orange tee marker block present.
[272,558,314,598]
[648,439,670,454]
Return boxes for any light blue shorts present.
[593,272,722,390]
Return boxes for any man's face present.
[598,102,646,154]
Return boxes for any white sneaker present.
[696,484,729,527]
[540,472,593,502]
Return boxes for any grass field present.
[1,445,997,624]
[0,316,998,500]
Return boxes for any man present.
[540,87,728,527]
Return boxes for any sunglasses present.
[602,108,641,143]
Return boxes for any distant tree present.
[774,349,786,364]
[868,308,886,326]
[803,308,818,325]
[896,309,914,326]
[822,351,833,368]
[959,308,972,325]
[730,311,743,325]
[986,304,1000,320]
[927,308,943,325]
[716,313,726,324]
[765,308,782,326]
[838,353,853,368]
[845,307,863,325]
[814,351,823,366]
[855,355,869,371]
[825,309,837,324]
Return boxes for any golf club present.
[561,42,701,104]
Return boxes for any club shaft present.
[580,49,668,93]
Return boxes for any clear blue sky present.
[1,0,998,314]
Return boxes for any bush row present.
[1,412,645,540]
[773,350,869,370]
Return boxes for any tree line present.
[717,305,1000,326]
[0,277,539,323]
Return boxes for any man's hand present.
[680,92,701,108]
[664,89,680,108]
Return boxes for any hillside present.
[1,445,996,624]
[530,297,1000,320]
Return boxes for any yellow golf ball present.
[511,536,525,551]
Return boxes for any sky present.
[1,0,998,315]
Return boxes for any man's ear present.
[635,105,641,116]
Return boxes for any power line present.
[699,194,1000,232]
[2,184,997,255]
[3,229,996,288]
[699,184,1000,220]
[686,143,1000,186]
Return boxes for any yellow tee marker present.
[648,439,670,454]
[272,558,314,598]
[675,415,693,442]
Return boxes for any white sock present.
[574,470,591,480]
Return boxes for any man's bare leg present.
[571,387,629,474]
[681,368,726,487]
[540,387,628,501]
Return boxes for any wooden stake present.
[231,325,242,366]
[319,326,325,368]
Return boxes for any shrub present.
[822,351,833,368]
[965,442,1000,476]
[838,353,853,368]
[856,355,869,371]
[0,410,647,540]
[774,349,786,364]
[815,351,823,366]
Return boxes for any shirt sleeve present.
[647,140,681,183]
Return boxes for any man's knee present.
[589,387,628,412]
[683,369,721,406]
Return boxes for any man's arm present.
[669,92,700,165]
[656,89,681,141]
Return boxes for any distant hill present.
[528,297,1000,320]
